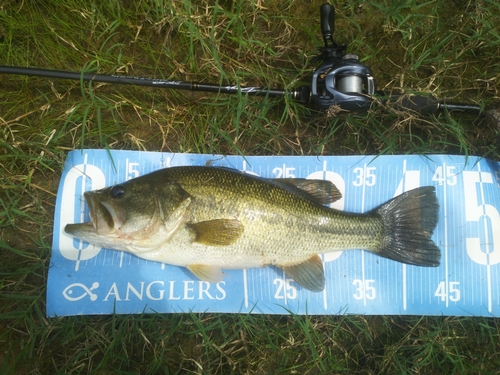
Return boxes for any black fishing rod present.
[0,65,309,100]
[0,3,483,116]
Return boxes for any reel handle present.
[320,3,335,45]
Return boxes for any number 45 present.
[435,281,460,302]
[432,165,457,185]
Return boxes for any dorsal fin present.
[273,178,341,205]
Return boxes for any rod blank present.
[0,65,287,97]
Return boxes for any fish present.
[65,166,440,292]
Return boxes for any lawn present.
[1,0,500,373]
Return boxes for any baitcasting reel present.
[306,4,481,114]
[310,4,376,111]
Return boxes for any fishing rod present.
[0,3,483,116]
[0,65,310,103]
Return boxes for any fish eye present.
[110,185,125,199]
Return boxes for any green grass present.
[1,0,500,373]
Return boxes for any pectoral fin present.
[274,179,341,205]
[280,254,325,292]
[187,219,243,246]
[187,264,224,283]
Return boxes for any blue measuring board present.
[47,150,500,317]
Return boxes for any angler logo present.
[63,282,100,301]
[61,280,227,303]
[102,280,227,302]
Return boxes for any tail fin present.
[373,186,440,267]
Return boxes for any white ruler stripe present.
[478,163,493,312]
[402,160,407,311]
[443,162,449,308]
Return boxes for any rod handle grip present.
[389,95,440,113]
[385,95,482,114]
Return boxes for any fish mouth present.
[64,192,117,237]
[85,192,121,235]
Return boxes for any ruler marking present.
[443,162,449,308]
[361,164,367,306]
[322,160,329,311]
[243,269,249,308]
[478,163,493,312]
[402,160,407,311]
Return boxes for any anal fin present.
[280,254,325,292]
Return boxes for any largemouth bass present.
[65,166,440,292]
